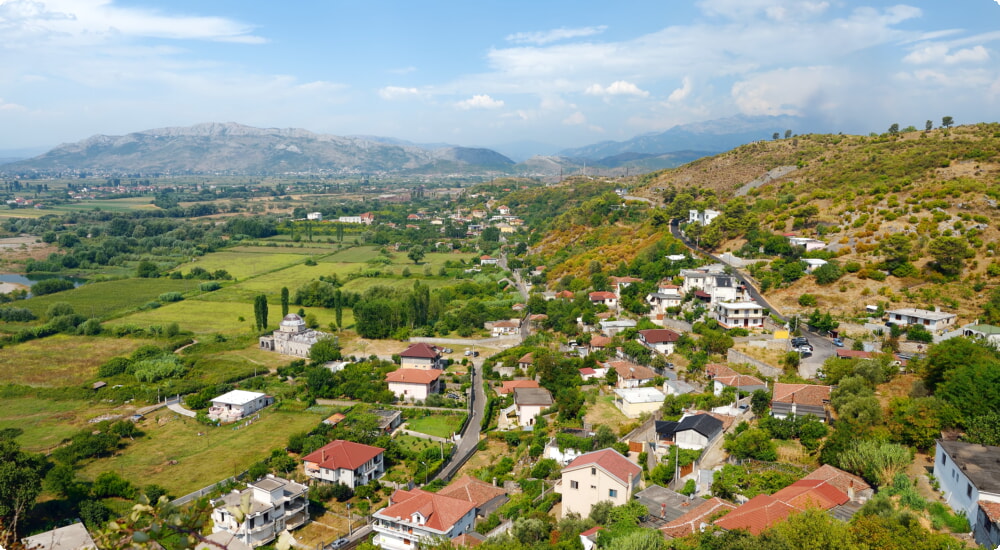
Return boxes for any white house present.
[614,387,666,418]
[589,291,618,309]
[706,364,767,397]
[489,319,521,337]
[608,360,657,389]
[637,328,680,355]
[886,308,957,332]
[598,319,636,336]
[372,489,476,550]
[646,283,682,325]
[307,212,323,221]
[513,387,553,427]
[208,390,274,423]
[610,276,643,297]
[399,342,445,370]
[337,215,362,224]
[802,258,828,273]
[688,209,721,226]
[21,522,97,550]
[713,301,766,329]
[933,440,1000,549]
[386,368,442,401]
[663,379,698,396]
[259,314,329,358]
[302,440,385,488]
[211,475,309,548]
[657,413,725,451]
[963,323,1000,348]
[480,255,500,266]
[556,449,642,519]
[787,236,826,251]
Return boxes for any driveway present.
[432,357,486,482]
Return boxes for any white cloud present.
[904,44,990,65]
[378,86,420,100]
[697,0,831,21]
[506,25,607,45]
[731,66,845,116]
[0,98,27,112]
[563,111,586,125]
[456,94,504,110]
[585,80,649,97]
[668,77,693,102]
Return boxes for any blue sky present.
[1,0,999,152]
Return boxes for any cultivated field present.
[0,334,156,386]
[174,250,314,280]
[0,395,127,452]
[21,278,200,320]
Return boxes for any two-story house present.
[513,386,553,427]
[705,364,767,397]
[713,301,765,329]
[637,328,680,356]
[301,440,385,488]
[607,360,657,389]
[770,383,832,422]
[386,369,442,401]
[556,448,642,519]
[211,475,309,548]
[399,343,445,370]
[372,489,476,550]
[886,308,957,332]
[933,440,1000,549]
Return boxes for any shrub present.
[158,292,184,303]
[199,281,221,292]
[798,294,818,307]
[32,278,75,296]
[0,307,36,322]
[98,357,131,377]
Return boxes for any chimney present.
[848,480,855,501]
[661,503,666,519]
[492,477,497,487]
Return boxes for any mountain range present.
[0,115,806,177]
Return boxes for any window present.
[941,454,947,466]
[570,480,579,489]
[609,489,618,498]
[967,484,973,498]
[591,467,596,476]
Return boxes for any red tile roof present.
[638,329,680,344]
[775,479,849,510]
[401,342,441,359]
[771,383,832,407]
[611,276,643,285]
[836,349,873,359]
[579,526,603,538]
[980,501,1000,523]
[590,335,612,348]
[302,440,384,471]
[706,364,764,388]
[517,352,533,364]
[497,380,540,395]
[661,497,736,538]
[323,413,346,426]
[579,367,597,376]
[563,448,641,486]
[801,464,871,495]
[556,290,575,299]
[609,360,656,381]
[589,291,617,301]
[378,489,475,533]
[712,494,798,535]
[386,368,442,385]
[437,475,507,509]
[450,533,482,547]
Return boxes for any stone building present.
[259,314,328,358]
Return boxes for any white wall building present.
[688,209,721,226]
[713,301,766,329]
[372,489,476,550]
[208,390,274,423]
[933,440,1000,549]
[886,308,957,332]
[259,314,329,358]
[556,449,642,519]
[302,440,385,488]
[211,475,309,548]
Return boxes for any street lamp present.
[420,461,428,485]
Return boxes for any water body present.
[0,273,86,296]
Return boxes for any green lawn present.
[0,396,121,452]
[114,298,346,335]
[339,276,456,294]
[77,407,325,495]
[171,251,313,280]
[0,334,156,386]
[20,278,200,320]
[406,413,467,439]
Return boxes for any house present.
[374,409,403,434]
[886,308,957,332]
[933,440,1000,549]
[787,236,826,251]
[579,367,607,382]
[196,531,254,550]
[323,413,346,426]
[372,489,477,550]
[489,319,521,337]
[386,369,442,401]
[517,352,533,370]
[338,216,362,224]
[211,475,309,547]
[497,379,540,395]
[614,387,666,418]
[802,258,828,273]
[589,335,612,349]
[437,475,508,517]
[579,526,603,550]
[555,448,642,518]
[259,314,329,358]
[589,291,618,309]
[480,255,499,266]
[680,271,743,304]
[497,205,511,215]
[608,360,657,389]
[208,390,274,423]
[610,276,643,297]
[513,387,553,427]
[635,485,693,523]
[688,209,721,226]
[598,319,636,336]
[705,364,767,397]
[555,290,575,300]
[713,466,870,534]
[962,323,1000,348]
[302,440,385,488]
[713,301,766,329]
[657,413,725,451]
[660,497,737,538]
[399,342,445,370]
[307,212,322,221]
[359,212,375,225]
[637,328,680,355]
[646,284,682,325]
[664,379,698,396]
[770,383,832,422]
[22,522,97,550]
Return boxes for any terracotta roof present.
[579,367,597,375]
[706,364,764,388]
[563,448,641,486]
[590,335,612,348]
[450,533,483,547]
[498,380,540,395]
[771,383,832,407]
[836,349,873,359]
[323,413,346,425]
[376,489,475,533]
[556,290,575,299]
[517,352,533,364]
[694,290,711,298]
[638,329,681,344]
[589,291,617,300]
[492,320,520,328]
[775,479,849,509]
[401,342,441,359]
[661,497,736,538]
[302,440,384,471]
[437,475,507,509]
[610,276,643,284]
[609,360,656,381]
[712,494,798,535]
[480,255,494,260]
[579,526,603,538]
[801,465,871,495]
[980,501,1000,523]
[529,314,548,321]
[386,368,442,385]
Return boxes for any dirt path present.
[908,452,940,501]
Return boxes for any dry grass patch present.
[0,334,155,386]
[584,393,629,433]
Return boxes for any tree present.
[309,336,342,363]
[724,427,777,461]
[888,123,900,135]
[751,389,771,416]
[785,129,792,139]
[878,233,912,274]
[925,120,933,132]
[837,439,911,487]
[942,116,954,128]
[964,411,1000,446]
[772,132,780,140]
[253,294,269,331]
[927,236,971,277]
[407,245,426,265]
[280,287,289,317]
[136,260,159,278]
[0,440,46,540]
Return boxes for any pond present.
[0,273,86,296]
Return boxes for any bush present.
[158,292,184,303]
[199,281,221,292]
[798,294,818,307]
[98,357,131,377]
[91,471,138,499]
[32,278,75,296]
[0,307,36,322]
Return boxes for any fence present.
[726,349,782,378]
[171,470,248,506]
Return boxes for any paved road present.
[166,398,196,418]
[432,357,486,483]
[669,219,834,378]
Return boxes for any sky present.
[1,0,999,153]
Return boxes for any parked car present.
[464,350,473,356]
[472,351,479,357]
[330,538,349,549]
[442,348,453,354]
[447,393,460,399]
[832,338,844,347]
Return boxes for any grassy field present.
[114,298,347,335]
[77,407,324,495]
[585,394,629,433]
[338,276,457,294]
[233,263,343,294]
[51,198,160,213]
[172,251,313,280]
[405,414,467,439]
[20,278,201,320]
[0,334,156,386]
[0,396,125,452]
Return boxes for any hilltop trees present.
[942,116,954,128]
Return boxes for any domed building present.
[259,314,328,358]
